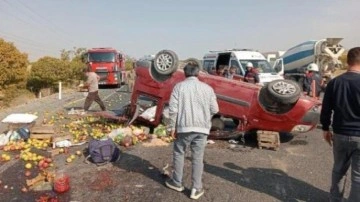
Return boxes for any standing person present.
[82,67,106,112]
[216,65,225,76]
[244,62,260,84]
[209,66,216,75]
[303,63,323,98]
[320,47,360,202]
[225,66,237,79]
[165,62,219,200]
[127,62,136,92]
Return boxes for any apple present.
[66,158,72,163]
[43,162,49,168]
[38,160,45,167]
[21,187,28,193]
[45,158,52,163]
[25,171,31,177]
[25,163,32,169]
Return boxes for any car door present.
[273,58,284,76]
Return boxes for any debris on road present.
[161,163,171,177]
[257,130,280,151]
[0,109,175,199]
[228,139,239,144]
[142,137,169,147]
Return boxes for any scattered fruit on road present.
[66,158,72,163]
[25,163,32,169]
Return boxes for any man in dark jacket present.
[303,63,323,98]
[244,62,260,84]
[320,47,360,202]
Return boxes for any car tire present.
[153,50,179,75]
[266,79,301,105]
[259,87,296,114]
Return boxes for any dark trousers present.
[330,134,360,202]
[84,91,106,111]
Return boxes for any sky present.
[0,0,359,61]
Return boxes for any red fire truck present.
[83,48,126,87]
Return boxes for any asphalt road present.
[0,86,351,202]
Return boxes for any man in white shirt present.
[165,63,219,200]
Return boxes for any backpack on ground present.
[85,137,121,166]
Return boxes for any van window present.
[203,60,215,72]
[230,60,243,76]
[239,60,275,73]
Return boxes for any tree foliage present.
[28,57,72,92]
[27,47,87,92]
[61,47,87,79]
[0,38,28,89]
[125,56,135,71]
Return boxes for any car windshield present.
[89,52,115,62]
[239,59,275,73]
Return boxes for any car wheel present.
[259,87,295,114]
[266,79,301,104]
[153,50,179,75]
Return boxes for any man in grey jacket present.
[165,63,219,200]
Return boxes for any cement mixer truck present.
[271,38,345,86]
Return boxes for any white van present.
[202,49,283,84]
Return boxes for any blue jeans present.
[172,133,207,190]
[330,134,360,202]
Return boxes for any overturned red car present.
[129,50,321,138]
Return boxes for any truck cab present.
[203,49,284,85]
[83,48,126,87]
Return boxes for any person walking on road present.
[82,67,106,112]
[165,62,219,200]
[127,62,136,92]
[320,47,360,202]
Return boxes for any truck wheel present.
[153,50,179,75]
[266,80,301,105]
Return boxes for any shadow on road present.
[113,151,166,186]
[204,162,328,202]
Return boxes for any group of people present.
[167,47,360,201]
[210,62,260,84]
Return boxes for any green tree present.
[60,47,87,80]
[0,38,29,105]
[0,38,28,89]
[28,57,72,92]
[125,56,135,71]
